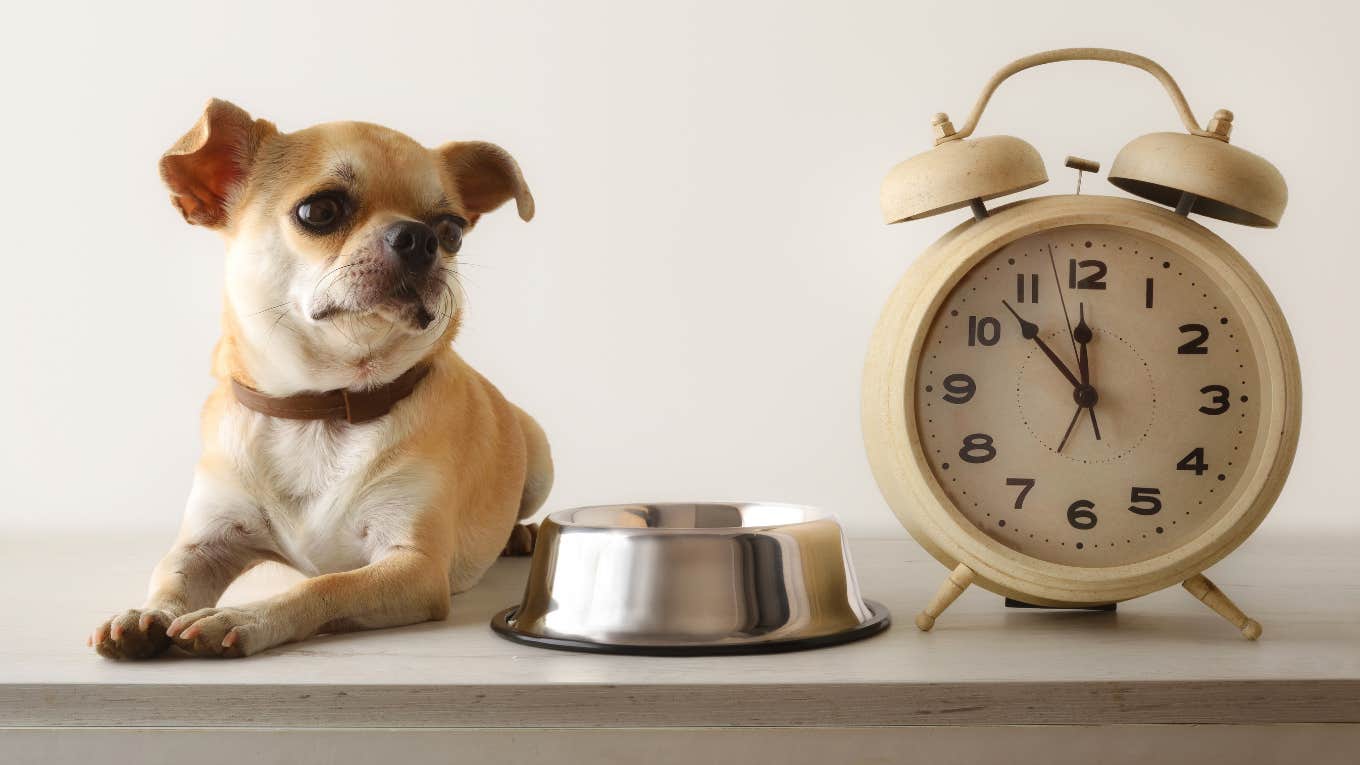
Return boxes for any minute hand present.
[1002,300,1082,389]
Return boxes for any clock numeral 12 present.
[1068,259,1108,290]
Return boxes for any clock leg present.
[916,563,975,632]
[1182,573,1263,640]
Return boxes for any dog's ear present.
[160,99,276,228]
[438,141,534,225]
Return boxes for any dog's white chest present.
[264,419,380,499]
[234,414,416,575]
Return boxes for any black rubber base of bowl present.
[489,599,891,656]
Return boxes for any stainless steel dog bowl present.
[491,502,889,655]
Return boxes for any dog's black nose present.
[384,220,439,272]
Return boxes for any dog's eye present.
[295,193,347,232]
[434,216,466,254]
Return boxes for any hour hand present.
[1001,300,1081,389]
[1074,303,1102,441]
[1074,303,1093,384]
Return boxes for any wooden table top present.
[3,529,1357,728]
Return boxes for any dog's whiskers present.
[439,266,477,290]
[265,308,302,346]
[249,301,292,317]
[312,263,358,293]
[332,313,361,349]
[308,264,360,315]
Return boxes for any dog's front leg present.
[166,546,451,658]
[91,474,271,659]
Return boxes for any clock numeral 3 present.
[1068,259,1108,290]
[967,316,1001,347]
[941,373,976,404]
[959,433,996,464]
[1178,324,1209,355]
[1067,499,1098,530]
[1005,477,1035,509]
[1128,486,1163,516]
[1177,447,1209,476]
[1199,384,1230,414]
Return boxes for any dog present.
[89,99,552,659]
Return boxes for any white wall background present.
[2,0,1354,538]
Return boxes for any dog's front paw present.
[168,606,274,658]
[90,608,175,660]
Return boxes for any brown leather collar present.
[231,363,433,424]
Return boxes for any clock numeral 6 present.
[941,373,976,404]
[1199,384,1230,415]
[1177,447,1209,476]
[1128,486,1163,516]
[967,315,1001,347]
[958,433,996,464]
[1178,324,1210,355]
[1067,499,1097,530]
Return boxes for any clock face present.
[914,224,1265,567]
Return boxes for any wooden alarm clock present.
[862,48,1300,639]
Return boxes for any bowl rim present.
[546,500,840,534]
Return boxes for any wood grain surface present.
[2,530,1356,728]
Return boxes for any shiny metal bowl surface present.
[491,502,889,655]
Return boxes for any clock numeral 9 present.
[958,433,996,464]
[941,373,976,404]
[967,315,1001,347]
[1128,486,1163,516]
[1199,384,1230,415]
[1177,447,1209,476]
[1067,499,1097,530]
[1178,324,1209,354]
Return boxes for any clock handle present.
[916,563,975,631]
[948,48,1210,142]
[1183,573,1263,640]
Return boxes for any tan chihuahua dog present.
[89,100,552,659]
